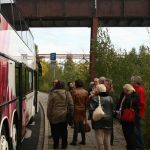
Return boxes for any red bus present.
[0,1,39,149]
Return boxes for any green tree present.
[75,60,89,88]
[95,28,150,147]
[62,54,89,88]
[62,55,76,83]
[39,60,63,92]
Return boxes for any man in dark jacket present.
[131,76,146,150]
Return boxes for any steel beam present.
[17,0,150,18]
[15,0,150,27]
[96,0,150,17]
[16,0,93,18]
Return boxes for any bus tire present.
[0,126,10,150]
[12,123,18,150]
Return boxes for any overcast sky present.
[30,27,150,54]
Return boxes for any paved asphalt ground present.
[17,92,127,150]
[19,104,44,150]
[39,92,126,150]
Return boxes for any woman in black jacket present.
[88,84,113,150]
[115,84,139,150]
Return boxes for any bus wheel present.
[0,127,9,150]
[12,124,17,150]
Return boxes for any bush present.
[95,28,150,148]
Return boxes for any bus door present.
[34,70,38,113]
[15,63,26,139]
[25,68,34,124]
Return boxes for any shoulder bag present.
[121,100,135,122]
[92,96,105,121]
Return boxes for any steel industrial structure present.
[15,0,150,80]
[38,54,90,60]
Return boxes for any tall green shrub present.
[95,28,150,148]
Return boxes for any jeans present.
[135,116,145,150]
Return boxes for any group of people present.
[47,75,146,150]
[47,79,88,149]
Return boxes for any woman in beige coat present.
[47,81,74,149]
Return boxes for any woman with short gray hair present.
[131,76,146,150]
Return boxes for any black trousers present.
[122,122,136,150]
[72,121,85,143]
[110,126,114,145]
[51,122,68,148]
[135,116,145,150]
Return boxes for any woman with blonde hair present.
[115,84,139,150]
[89,84,113,150]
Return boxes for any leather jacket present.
[89,92,113,130]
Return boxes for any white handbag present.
[92,96,105,121]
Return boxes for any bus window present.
[20,15,28,45]
[26,68,33,94]
[12,5,22,37]
[26,68,29,93]
[26,30,30,48]
[28,31,34,51]
[22,66,26,97]
[1,1,14,26]
[22,29,27,45]
[15,64,19,97]
[29,70,33,91]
